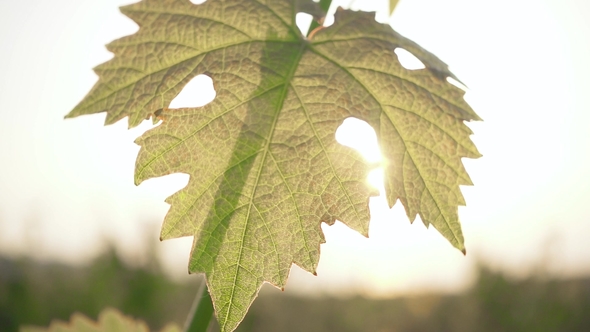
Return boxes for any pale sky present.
[1,0,589,297]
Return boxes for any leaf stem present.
[184,281,215,332]
[307,0,333,37]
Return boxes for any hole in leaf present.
[394,48,426,70]
[169,75,216,109]
[189,0,206,4]
[296,12,314,37]
[335,118,381,163]
[446,76,468,91]
[323,13,335,28]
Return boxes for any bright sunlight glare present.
[3,0,590,301]
[367,168,385,193]
[335,117,382,163]
[335,118,385,191]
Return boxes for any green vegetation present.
[65,0,480,329]
[20,309,180,332]
[5,250,590,332]
[1,249,199,331]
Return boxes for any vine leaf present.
[20,308,181,332]
[311,9,482,253]
[66,0,480,331]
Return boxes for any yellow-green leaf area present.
[389,0,400,15]
[311,9,481,252]
[67,1,480,331]
[20,308,181,332]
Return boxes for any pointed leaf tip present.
[389,0,400,16]
[20,307,179,332]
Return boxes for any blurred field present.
[2,249,590,332]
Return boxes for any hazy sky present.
[1,0,589,297]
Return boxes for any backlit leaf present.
[67,1,480,330]
[19,308,181,332]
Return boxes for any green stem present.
[184,281,215,332]
[306,0,333,37]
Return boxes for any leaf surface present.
[67,1,480,331]
[20,308,181,332]
[311,9,481,251]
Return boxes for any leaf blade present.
[311,8,480,251]
[69,1,480,330]
[20,308,180,332]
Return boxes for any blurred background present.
[1,0,590,331]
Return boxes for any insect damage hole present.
[189,0,207,4]
[446,76,468,91]
[394,48,425,70]
[169,75,216,109]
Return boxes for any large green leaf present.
[67,0,480,330]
